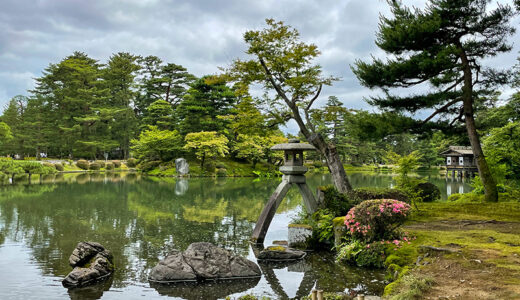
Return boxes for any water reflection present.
[0,171,469,299]
[150,278,260,300]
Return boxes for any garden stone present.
[288,224,312,249]
[257,245,306,261]
[63,242,114,288]
[175,158,189,175]
[149,242,261,283]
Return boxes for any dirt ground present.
[404,220,520,299]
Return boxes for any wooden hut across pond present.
[440,146,478,178]
[251,139,319,244]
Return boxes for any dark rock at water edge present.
[62,242,115,288]
[257,245,306,261]
[149,242,261,283]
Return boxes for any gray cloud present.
[1,0,518,131]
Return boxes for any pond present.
[0,171,470,300]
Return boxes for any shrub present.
[319,186,410,217]
[126,158,137,168]
[76,160,89,170]
[112,160,121,168]
[89,162,101,170]
[416,182,441,202]
[96,160,105,168]
[43,162,54,168]
[216,168,227,177]
[336,240,386,268]
[344,199,411,242]
[215,162,226,169]
[138,160,161,172]
[105,162,114,170]
[54,163,64,171]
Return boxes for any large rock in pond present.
[149,242,261,283]
[175,158,189,176]
[62,242,114,288]
[257,245,306,261]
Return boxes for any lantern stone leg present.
[251,139,319,244]
[251,180,292,244]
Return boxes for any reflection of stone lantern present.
[251,139,319,244]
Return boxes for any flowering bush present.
[344,199,411,242]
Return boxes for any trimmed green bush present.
[215,162,226,169]
[105,162,114,170]
[89,162,101,170]
[96,160,105,168]
[43,162,54,168]
[138,160,161,172]
[416,182,441,202]
[112,160,121,168]
[54,163,64,171]
[76,160,89,170]
[216,168,227,177]
[126,158,137,168]
[319,186,410,217]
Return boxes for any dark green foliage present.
[216,168,227,177]
[54,163,64,171]
[319,185,409,217]
[350,187,410,204]
[105,162,114,170]
[112,160,121,168]
[138,160,161,172]
[96,161,105,168]
[89,162,101,170]
[177,76,236,135]
[416,182,441,202]
[76,160,89,170]
[126,158,137,168]
[336,240,386,268]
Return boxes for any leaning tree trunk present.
[458,43,498,202]
[308,133,352,193]
[464,101,498,202]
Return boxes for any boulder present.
[175,158,189,176]
[257,245,306,261]
[62,242,114,288]
[149,242,261,283]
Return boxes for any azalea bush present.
[344,199,411,242]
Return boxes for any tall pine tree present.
[352,0,516,202]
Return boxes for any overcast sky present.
[1,0,519,132]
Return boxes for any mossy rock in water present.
[257,246,306,261]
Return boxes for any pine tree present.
[352,0,516,202]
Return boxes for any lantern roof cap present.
[271,139,316,151]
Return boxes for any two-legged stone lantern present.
[251,139,319,244]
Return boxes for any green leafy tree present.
[1,96,27,156]
[142,100,174,130]
[131,126,183,161]
[103,52,141,158]
[352,0,516,202]
[233,134,265,168]
[227,19,352,193]
[177,76,236,135]
[183,131,229,168]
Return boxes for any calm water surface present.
[0,172,470,300]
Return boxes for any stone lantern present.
[251,139,319,244]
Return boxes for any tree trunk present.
[458,42,498,202]
[308,133,352,193]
